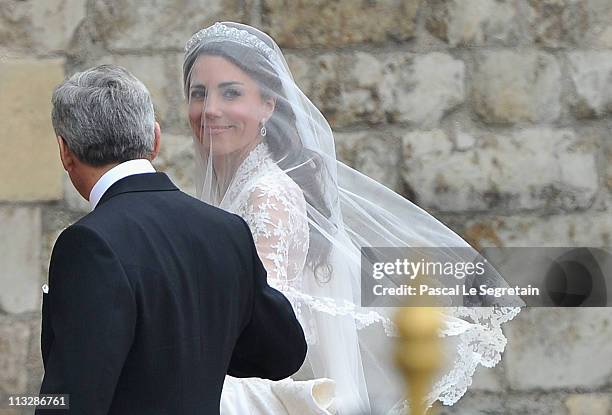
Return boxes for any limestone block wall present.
[0,1,611,414]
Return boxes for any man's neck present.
[82,163,120,201]
[87,159,157,209]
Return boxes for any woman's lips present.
[205,125,232,135]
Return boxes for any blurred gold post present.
[395,279,443,415]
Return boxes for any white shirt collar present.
[89,159,156,210]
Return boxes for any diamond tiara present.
[185,22,274,60]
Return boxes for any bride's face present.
[188,55,274,157]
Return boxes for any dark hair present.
[183,39,334,282]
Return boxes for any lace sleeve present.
[237,174,309,292]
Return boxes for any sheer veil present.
[183,22,523,414]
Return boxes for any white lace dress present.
[217,142,520,414]
[220,142,336,414]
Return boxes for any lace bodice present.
[221,142,309,293]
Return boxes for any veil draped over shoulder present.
[183,22,522,414]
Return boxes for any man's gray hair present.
[51,64,156,166]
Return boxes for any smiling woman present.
[187,55,275,160]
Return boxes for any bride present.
[182,22,522,414]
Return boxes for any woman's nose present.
[203,94,222,118]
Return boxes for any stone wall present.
[1,0,611,414]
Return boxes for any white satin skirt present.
[220,375,336,415]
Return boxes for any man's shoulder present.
[174,191,249,232]
[81,188,246,234]
[51,222,110,261]
[156,189,246,226]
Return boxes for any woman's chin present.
[208,144,235,157]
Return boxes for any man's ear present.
[149,122,161,161]
[56,136,74,172]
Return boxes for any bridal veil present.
[183,22,523,414]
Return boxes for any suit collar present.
[96,172,179,208]
[90,159,156,209]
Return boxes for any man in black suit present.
[36,64,306,414]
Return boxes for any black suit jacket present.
[37,172,307,414]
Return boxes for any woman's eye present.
[190,89,206,100]
[223,88,241,99]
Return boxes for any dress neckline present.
[222,141,273,206]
